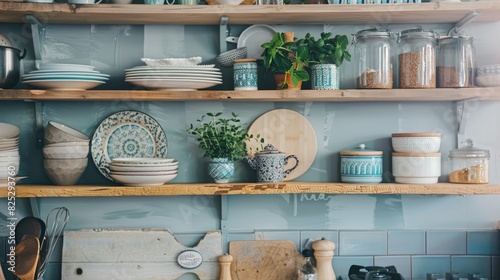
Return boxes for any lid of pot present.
[355,27,392,38]
[0,33,12,47]
[256,144,283,155]
[449,139,490,159]
[340,144,382,156]
[391,132,441,137]
[400,26,438,39]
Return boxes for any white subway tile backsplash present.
[339,230,387,256]
[388,230,425,255]
[426,230,467,255]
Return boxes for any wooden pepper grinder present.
[312,238,336,280]
[219,254,233,280]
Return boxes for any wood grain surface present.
[229,240,300,280]
[247,109,317,181]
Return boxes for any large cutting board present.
[247,109,317,181]
[229,240,300,280]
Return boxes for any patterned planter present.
[208,158,234,183]
[311,64,339,90]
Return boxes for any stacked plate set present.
[109,158,178,186]
[0,123,22,186]
[22,63,109,90]
[125,57,222,90]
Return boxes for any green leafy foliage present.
[187,112,264,162]
[299,32,352,67]
[261,32,310,89]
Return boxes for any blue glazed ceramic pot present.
[340,144,383,183]
[208,158,234,183]
[311,64,339,90]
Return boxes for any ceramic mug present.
[68,0,102,4]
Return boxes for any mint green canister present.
[340,144,383,183]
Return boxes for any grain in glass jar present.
[398,27,438,89]
[437,35,476,88]
[448,139,489,184]
[353,28,394,89]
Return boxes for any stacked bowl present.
[476,64,500,87]
[0,123,21,181]
[109,158,178,186]
[391,133,441,184]
[43,121,90,185]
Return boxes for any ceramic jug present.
[245,144,299,182]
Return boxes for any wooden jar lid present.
[392,132,441,137]
[234,58,257,63]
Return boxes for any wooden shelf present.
[0,2,499,25]
[1,87,500,102]
[2,182,500,198]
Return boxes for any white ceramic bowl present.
[391,133,441,153]
[43,144,89,159]
[216,47,247,68]
[393,152,441,184]
[44,158,88,185]
[44,121,89,144]
[110,173,177,186]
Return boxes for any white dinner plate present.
[91,111,168,182]
[28,69,102,75]
[112,158,176,164]
[126,65,218,72]
[237,24,277,60]
[141,57,202,67]
[23,73,110,79]
[39,63,95,71]
[109,164,178,172]
[126,76,222,82]
[110,170,177,176]
[126,78,221,90]
[125,72,222,78]
[23,76,109,82]
[110,173,177,186]
[0,123,20,139]
[23,79,105,90]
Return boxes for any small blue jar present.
[340,144,383,183]
[233,58,258,90]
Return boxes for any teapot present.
[245,144,299,182]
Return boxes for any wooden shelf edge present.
[2,182,500,198]
[1,88,500,102]
[0,2,499,25]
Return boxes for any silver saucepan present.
[0,46,27,88]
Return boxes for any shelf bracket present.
[29,198,40,218]
[25,15,45,69]
[448,11,478,36]
[34,101,44,149]
[219,16,229,54]
[456,99,477,147]
[220,195,228,253]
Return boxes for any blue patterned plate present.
[91,110,168,181]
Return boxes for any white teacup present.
[68,0,102,4]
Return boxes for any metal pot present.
[0,46,27,88]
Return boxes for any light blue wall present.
[0,18,499,280]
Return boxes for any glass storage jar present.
[353,27,394,89]
[448,139,490,184]
[398,26,438,89]
[437,35,476,88]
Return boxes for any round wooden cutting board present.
[247,109,317,181]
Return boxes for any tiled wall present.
[229,229,500,280]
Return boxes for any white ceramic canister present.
[392,152,441,184]
[233,58,258,90]
[340,144,383,183]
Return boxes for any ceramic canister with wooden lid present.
[340,144,383,184]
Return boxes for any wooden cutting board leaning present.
[247,109,317,181]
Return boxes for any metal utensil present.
[37,207,70,280]
[0,46,26,88]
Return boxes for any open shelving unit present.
[1,1,500,199]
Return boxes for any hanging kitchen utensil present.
[15,216,44,244]
[13,235,40,280]
[37,207,70,279]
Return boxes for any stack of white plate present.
[22,63,109,90]
[0,123,20,182]
[109,158,178,186]
[124,64,222,91]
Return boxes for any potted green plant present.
[187,112,263,183]
[299,32,351,90]
[261,32,310,89]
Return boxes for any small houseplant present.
[187,112,262,183]
[261,32,310,89]
[299,32,351,90]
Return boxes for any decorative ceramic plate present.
[91,111,168,181]
[237,24,276,60]
[38,63,95,71]
[22,79,105,90]
[23,73,110,79]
